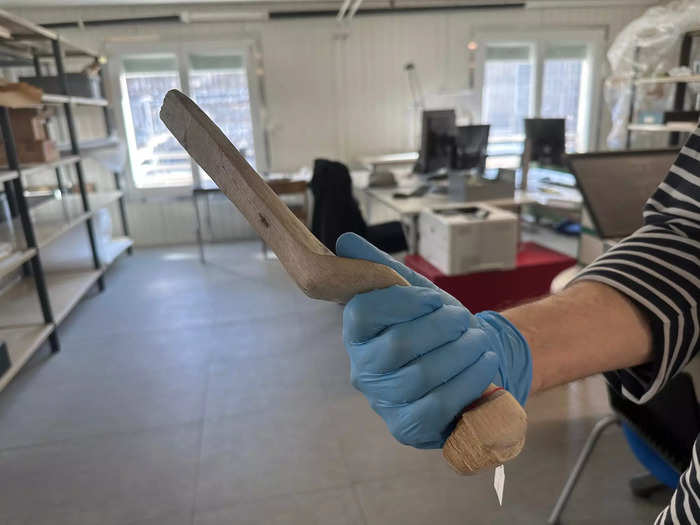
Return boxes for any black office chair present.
[451,124,490,172]
[548,373,700,524]
[310,158,408,254]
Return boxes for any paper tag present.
[494,465,505,506]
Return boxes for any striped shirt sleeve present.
[573,131,699,524]
[574,134,700,405]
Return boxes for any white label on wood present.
[494,465,505,506]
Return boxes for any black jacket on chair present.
[310,158,407,254]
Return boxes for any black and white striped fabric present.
[574,130,700,523]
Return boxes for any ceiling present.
[1,0,658,7]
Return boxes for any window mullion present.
[179,46,201,187]
[533,41,544,118]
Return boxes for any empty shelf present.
[635,75,700,85]
[0,154,80,177]
[0,247,36,279]
[0,324,54,391]
[20,154,81,176]
[0,169,18,183]
[41,94,108,106]
[0,268,101,327]
[102,236,133,266]
[59,137,119,154]
[628,123,697,133]
[0,191,123,250]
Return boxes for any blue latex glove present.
[337,233,532,449]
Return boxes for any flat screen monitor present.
[453,124,490,171]
[418,109,456,173]
[525,118,565,166]
[567,149,679,239]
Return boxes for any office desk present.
[359,152,418,171]
[363,186,536,253]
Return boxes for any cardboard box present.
[9,108,49,141]
[0,139,59,165]
[419,203,518,275]
[0,82,43,108]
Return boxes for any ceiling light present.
[180,11,269,23]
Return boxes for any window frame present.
[474,29,605,153]
[481,41,537,144]
[106,39,267,197]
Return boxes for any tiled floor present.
[0,241,671,524]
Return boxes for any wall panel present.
[14,4,647,246]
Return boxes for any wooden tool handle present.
[443,384,526,474]
[159,89,526,474]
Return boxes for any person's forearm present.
[502,281,653,394]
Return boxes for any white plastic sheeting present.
[84,137,128,174]
[41,208,114,271]
[606,0,700,148]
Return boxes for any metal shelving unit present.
[627,122,697,133]
[635,74,700,85]
[626,30,700,148]
[0,9,132,392]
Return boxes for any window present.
[122,55,192,189]
[483,45,533,144]
[119,48,260,190]
[188,54,257,183]
[541,45,587,152]
[481,34,600,157]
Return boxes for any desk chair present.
[310,158,407,254]
[452,124,490,172]
[522,118,566,190]
[548,373,700,524]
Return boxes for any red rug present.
[405,242,577,312]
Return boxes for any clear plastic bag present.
[84,137,127,173]
[606,0,700,148]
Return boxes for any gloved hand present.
[337,233,532,449]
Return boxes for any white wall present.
[14,3,648,246]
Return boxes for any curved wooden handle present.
[443,384,527,474]
[159,89,526,475]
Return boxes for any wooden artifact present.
[160,89,527,474]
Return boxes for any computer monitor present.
[567,149,679,239]
[452,124,490,171]
[524,118,566,166]
[417,109,456,173]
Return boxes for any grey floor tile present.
[194,487,365,525]
[333,394,448,483]
[354,470,498,525]
[58,270,221,342]
[0,423,200,525]
[0,341,208,448]
[203,307,342,362]
[126,510,194,525]
[202,348,328,421]
[195,404,350,511]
